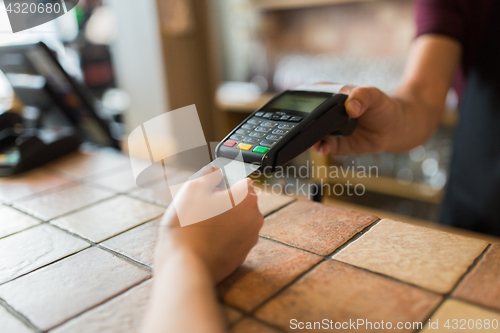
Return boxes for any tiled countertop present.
[1,149,499,332]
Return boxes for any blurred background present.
[0,0,460,226]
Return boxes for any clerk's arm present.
[312,34,461,155]
[140,168,263,333]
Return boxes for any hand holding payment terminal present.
[212,84,357,180]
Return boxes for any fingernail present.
[348,99,362,116]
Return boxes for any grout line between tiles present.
[78,169,165,195]
[224,303,246,329]
[44,276,152,332]
[258,217,381,259]
[10,190,118,223]
[0,178,75,206]
[2,181,80,209]
[261,198,298,218]
[253,216,475,332]
[0,219,155,287]
[245,219,383,325]
[47,278,154,332]
[415,243,492,332]
[447,296,500,315]
[124,192,170,208]
[0,220,43,241]
[331,259,441,294]
[249,315,288,333]
[0,245,152,331]
[229,312,288,333]
[0,245,91,287]
[47,221,156,272]
[0,297,41,333]
[98,213,163,242]
[46,161,132,182]
[448,243,491,295]
[41,193,119,222]
[0,232,152,332]
[227,314,246,329]
[327,218,381,258]
[11,180,83,202]
[41,223,99,245]
[247,258,326,316]
[8,172,495,332]
[79,181,124,194]
[258,235,327,257]
[96,244,153,272]
[414,297,446,333]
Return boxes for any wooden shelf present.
[252,0,378,11]
[322,174,443,204]
[215,93,273,113]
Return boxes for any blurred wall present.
[107,0,170,134]
[155,0,218,142]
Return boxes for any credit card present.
[190,157,260,189]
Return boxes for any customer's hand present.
[311,85,401,155]
[154,167,263,283]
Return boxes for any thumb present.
[193,166,224,193]
[341,86,384,118]
[228,178,255,206]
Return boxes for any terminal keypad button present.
[249,132,266,138]
[255,126,272,133]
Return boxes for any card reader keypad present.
[224,112,303,154]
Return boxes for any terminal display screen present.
[269,93,328,113]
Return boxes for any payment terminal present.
[214,84,356,175]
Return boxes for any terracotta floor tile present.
[257,192,295,217]
[88,167,139,193]
[47,149,130,179]
[255,260,442,333]
[217,238,322,312]
[128,187,172,207]
[453,244,500,312]
[0,205,40,238]
[0,305,34,333]
[259,201,377,255]
[334,219,488,293]
[224,305,243,326]
[51,196,165,243]
[231,318,281,333]
[101,218,161,266]
[13,183,114,221]
[0,224,89,284]
[50,280,152,333]
[420,299,500,333]
[0,169,71,204]
[0,247,150,331]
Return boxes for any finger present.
[319,142,331,155]
[339,85,364,119]
[191,165,216,178]
[312,139,331,156]
[195,167,223,193]
[345,86,385,118]
[229,177,257,205]
[230,177,253,194]
[311,142,321,151]
[339,84,357,95]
